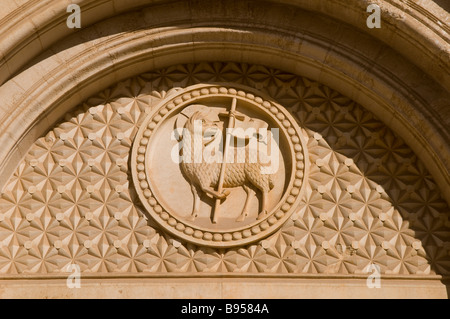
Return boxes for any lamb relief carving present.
[174,101,275,224]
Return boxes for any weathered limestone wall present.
[0,0,448,298]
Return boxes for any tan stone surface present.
[0,277,447,299]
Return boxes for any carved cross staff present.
[212,97,238,224]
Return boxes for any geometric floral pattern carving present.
[0,62,449,276]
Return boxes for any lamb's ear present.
[181,105,208,119]
[190,108,212,125]
[190,110,202,123]
[197,107,211,119]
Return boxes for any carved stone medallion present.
[131,84,309,248]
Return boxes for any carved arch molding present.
[0,0,449,298]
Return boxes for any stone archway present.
[0,0,448,298]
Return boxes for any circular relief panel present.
[131,84,309,248]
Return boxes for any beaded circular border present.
[131,84,309,248]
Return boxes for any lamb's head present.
[184,108,223,146]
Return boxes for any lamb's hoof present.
[187,214,198,222]
[236,212,248,222]
[257,210,268,220]
[217,189,231,200]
